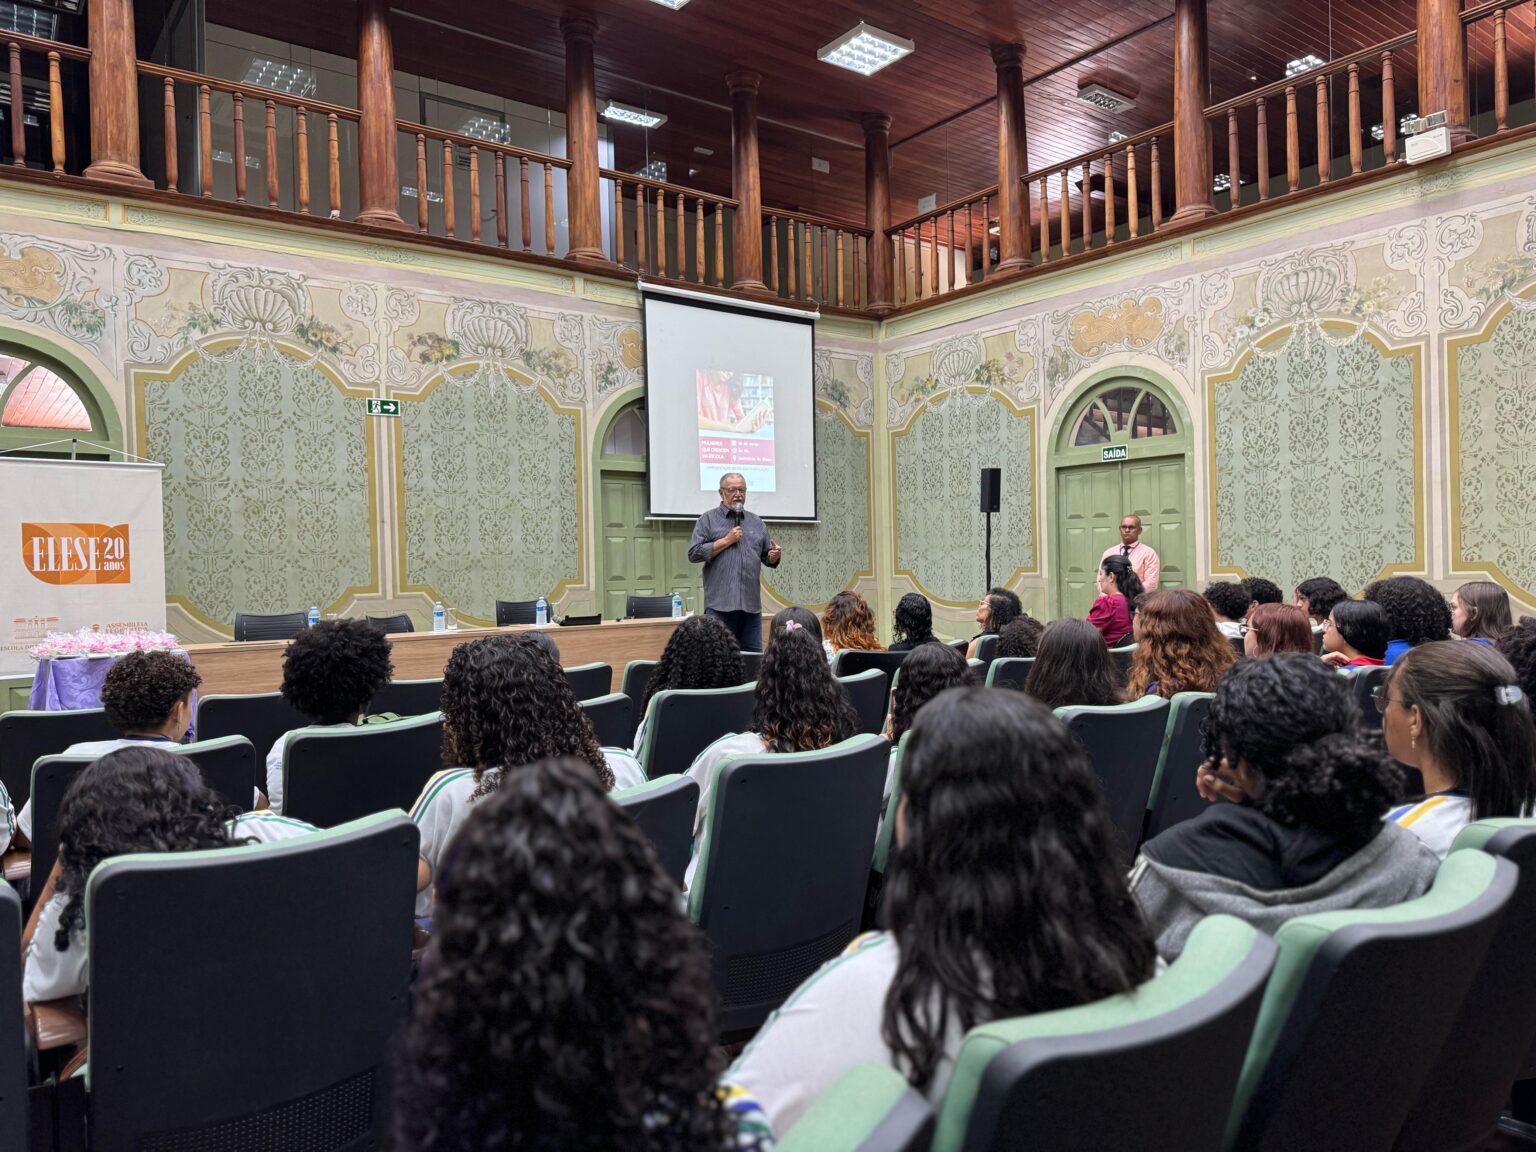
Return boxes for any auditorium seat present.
[741,650,763,682]
[1228,635,1246,658]
[626,594,676,619]
[0,884,21,1152]
[25,753,93,907]
[1225,850,1514,1151]
[371,677,444,716]
[948,639,969,655]
[1055,697,1170,867]
[838,668,891,736]
[0,707,116,808]
[612,773,697,888]
[635,682,756,780]
[281,712,443,827]
[174,736,259,811]
[233,610,309,642]
[971,633,1000,668]
[622,659,656,710]
[984,657,1034,691]
[1109,643,1138,682]
[495,598,540,626]
[776,1064,935,1152]
[581,692,636,749]
[365,612,414,634]
[689,733,888,1035]
[79,811,417,1151]
[933,916,1276,1152]
[871,734,906,879]
[563,661,612,702]
[1143,692,1217,845]
[1343,665,1387,732]
[1393,821,1536,1152]
[195,692,309,768]
[833,649,911,682]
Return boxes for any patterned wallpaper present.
[764,404,871,607]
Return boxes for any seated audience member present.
[888,593,938,653]
[996,614,1045,658]
[1496,616,1536,704]
[17,649,229,846]
[883,643,975,817]
[967,587,1023,658]
[1204,581,1253,639]
[1244,603,1316,658]
[1023,619,1123,710]
[635,614,745,750]
[1242,576,1285,609]
[727,687,1157,1132]
[1295,577,1349,632]
[1131,656,1436,960]
[1320,599,1391,667]
[1126,589,1238,699]
[1381,641,1536,858]
[410,635,616,916]
[22,747,315,1003]
[397,757,759,1152]
[1088,555,1142,647]
[822,590,884,659]
[266,619,395,813]
[1363,576,1452,665]
[1451,580,1512,645]
[686,618,858,879]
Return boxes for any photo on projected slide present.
[695,369,777,492]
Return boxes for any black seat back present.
[837,669,891,736]
[1056,697,1171,867]
[638,683,757,780]
[622,660,656,711]
[972,633,1000,668]
[626,594,675,619]
[371,677,444,716]
[0,708,117,808]
[194,692,310,768]
[175,737,259,811]
[833,649,910,681]
[1346,665,1387,731]
[233,611,308,642]
[741,651,763,682]
[581,693,637,749]
[0,885,22,1152]
[28,754,93,901]
[613,774,698,888]
[495,599,539,626]
[365,612,414,634]
[283,714,444,827]
[563,662,613,701]
[985,657,1035,691]
[1143,693,1216,845]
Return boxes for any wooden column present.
[562,17,607,263]
[1169,0,1216,224]
[355,0,405,228]
[992,42,1028,273]
[728,70,768,293]
[863,112,894,314]
[83,0,150,186]
[1417,0,1472,143]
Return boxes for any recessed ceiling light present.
[1212,173,1231,192]
[242,58,317,98]
[634,159,667,181]
[1077,81,1135,114]
[461,116,511,144]
[1108,130,1128,145]
[693,145,714,156]
[817,22,914,76]
[1284,54,1326,78]
[648,0,690,8]
[603,101,667,129]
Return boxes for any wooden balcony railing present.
[604,169,734,288]
[888,188,997,306]
[764,211,871,308]
[1,32,87,174]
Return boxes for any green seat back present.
[636,682,756,780]
[1054,696,1170,867]
[776,1064,935,1152]
[1143,692,1216,846]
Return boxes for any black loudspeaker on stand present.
[980,468,1001,593]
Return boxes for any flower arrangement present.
[30,628,182,660]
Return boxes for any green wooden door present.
[1051,376,1193,619]
[598,471,703,621]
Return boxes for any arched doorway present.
[1049,370,1194,619]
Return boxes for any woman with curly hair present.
[634,614,745,749]
[266,619,395,813]
[996,614,1045,658]
[1023,619,1123,710]
[1244,602,1316,658]
[822,590,883,658]
[22,746,315,1003]
[1381,641,1536,858]
[888,593,937,653]
[397,757,764,1152]
[1132,655,1437,959]
[1087,555,1142,647]
[728,687,1157,1130]
[967,587,1023,658]
[685,620,858,883]
[1451,580,1512,644]
[1294,576,1348,631]
[409,635,616,916]
[1497,617,1536,705]
[1125,588,1238,699]
[1242,576,1285,608]
[1363,575,1452,665]
[1203,581,1253,639]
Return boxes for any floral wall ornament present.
[1230,247,1375,361]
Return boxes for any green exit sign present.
[365,398,400,417]
[1101,444,1128,463]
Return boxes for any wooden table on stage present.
[183,618,686,697]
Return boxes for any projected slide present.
[696,370,777,491]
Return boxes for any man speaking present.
[689,472,781,652]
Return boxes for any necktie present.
[1121,543,1131,561]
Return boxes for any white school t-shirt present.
[0,779,13,855]
[1386,792,1474,860]
[21,811,317,1002]
[410,768,481,918]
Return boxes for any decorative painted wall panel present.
[143,351,373,627]
[1211,334,1419,595]
[763,406,871,607]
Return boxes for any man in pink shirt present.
[1101,515,1161,593]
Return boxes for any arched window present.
[1070,384,1178,447]
[0,348,99,431]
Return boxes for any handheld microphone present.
[730,500,745,518]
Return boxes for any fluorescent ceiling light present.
[1077,81,1135,114]
[817,22,914,76]
[0,2,57,39]
[1107,130,1128,145]
[1284,54,1326,78]
[603,100,666,129]
[633,159,667,181]
[243,58,318,98]
[1370,112,1417,142]
[649,0,690,7]
[1212,173,1231,192]
[461,115,511,144]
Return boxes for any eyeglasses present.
[1370,685,1403,715]
[1323,617,1337,630]
[721,486,746,495]
[1237,623,1250,637]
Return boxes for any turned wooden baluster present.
[676,192,686,278]
[1105,153,1118,244]
[469,146,481,243]
[296,109,310,213]
[1256,99,1269,200]
[837,232,847,306]
[47,51,63,174]
[232,92,246,202]
[768,216,779,292]
[654,185,665,274]
[1127,146,1139,236]
[695,199,705,282]
[927,219,937,293]
[497,155,508,248]
[896,229,905,304]
[326,113,339,216]
[856,235,866,306]
[1315,75,1330,183]
[945,212,955,292]
[441,139,455,237]
[544,164,555,255]
[611,176,621,263]
[520,156,532,251]
[714,207,724,285]
[963,203,973,287]
[805,222,815,300]
[415,135,428,231]
[1080,165,1091,246]
[1494,9,1509,132]
[822,226,831,301]
[1039,178,1050,261]
[1285,85,1300,192]
[1150,139,1163,226]
[1347,65,1362,175]
[788,219,798,298]
[264,100,278,208]
[162,78,177,190]
[198,85,212,197]
[1383,53,1398,164]
[1059,170,1070,254]
[8,43,23,167]
[915,221,925,298]
[1227,109,1240,208]
[635,185,646,271]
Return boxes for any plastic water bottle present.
[535,596,548,626]
[432,602,446,632]
[306,606,320,629]
[672,591,683,618]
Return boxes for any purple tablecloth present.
[28,656,116,710]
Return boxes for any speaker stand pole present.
[984,510,993,594]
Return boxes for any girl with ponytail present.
[1131,654,1439,959]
